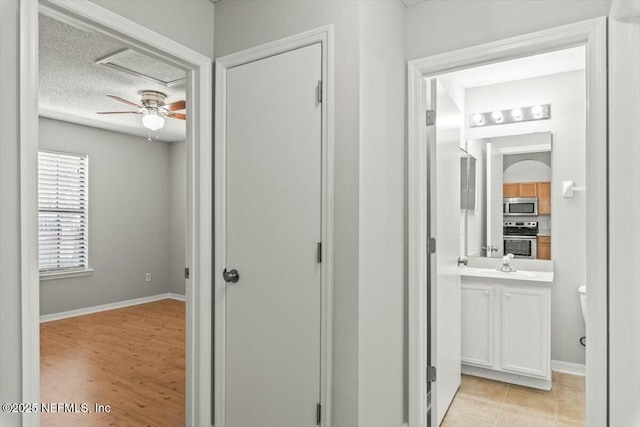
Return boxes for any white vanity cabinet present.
[461,276,552,390]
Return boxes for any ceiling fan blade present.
[96,111,142,115]
[106,95,142,108]
[168,112,186,120]
[165,100,186,111]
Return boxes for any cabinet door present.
[501,287,550,378]
[537,182,551,214]
[537,236,551,260]
[518,182,538,197]
[503,183,519,198]
[461,284,494,367]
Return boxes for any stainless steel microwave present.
[503,197,538,216]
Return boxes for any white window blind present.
[38,150,89,273]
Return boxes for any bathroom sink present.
[460,267,553,283]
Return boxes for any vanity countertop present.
[460,267,554,284]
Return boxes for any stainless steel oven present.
[504,236,537,258]
[503,221,538,259]
[503,197,538,216]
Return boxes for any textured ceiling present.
[38,14,187,143]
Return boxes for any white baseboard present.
[40,293,185,323]
[167,292,186,301]
[462,364,551,390]
[551,360,586,376]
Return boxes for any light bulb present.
[142,110,165,131]
[472,113,485,126]
[511,108,523,120]
[492,110,504,123]
[531,105,543,118]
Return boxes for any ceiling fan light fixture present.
[142,109,165,131]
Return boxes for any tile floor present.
[441,372,585,427]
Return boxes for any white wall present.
[405,0,611,60]
[0,3,212,423]
[91,0,214,59]
[169,140,186,295]
[39,118,176,315]
[214,2,362,423]
[503,160,552,183]
[358,2,406,425]
[466,70,587,365]
[215,2,407,425]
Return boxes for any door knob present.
[223,268,240,283]
[457,256,468,266]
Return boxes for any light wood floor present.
[442,373,585,427]
[40,299,185,427]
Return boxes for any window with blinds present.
[38,150,89,273]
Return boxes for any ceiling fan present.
[97,90,186,131]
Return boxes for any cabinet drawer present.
[537,236,551,244]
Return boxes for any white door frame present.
[214,26,335,427]
[407,18,608,427]
[608,1,640,424]
[19,1,213,426]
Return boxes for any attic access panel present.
[96,48,186,88]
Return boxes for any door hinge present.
[426,109,436,126]
[428,237,436,254]
[427,365,437,383]
[317,242,322,263]
[184,267,190,279]
[316,402,321,425]
[317,80,323,103]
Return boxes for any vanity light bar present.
[469,104,551,127]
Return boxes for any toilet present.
[578,285,587,325]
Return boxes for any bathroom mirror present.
[462,132,552,260]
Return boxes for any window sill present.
[40,268,94,281]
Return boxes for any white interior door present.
[486,143,503,256]
[429,80,462,426]
[224,43,322,427]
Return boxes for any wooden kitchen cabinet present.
[537,236,551,260]
[503,182,537,197]
[503,181,552,216]
[503,183,519,198]
[537,182,551,215]
[519,182,538,197]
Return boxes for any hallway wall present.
[406,0,611,60]
[215,2,362,423]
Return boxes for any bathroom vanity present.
[460,266,554,390]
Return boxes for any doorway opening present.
[20,2,212,426]
[435,45,587,426]
[37,11,188,426]
[407,18,607,427]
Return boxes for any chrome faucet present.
[498,253,516,272]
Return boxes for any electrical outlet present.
[145,273,151,282]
